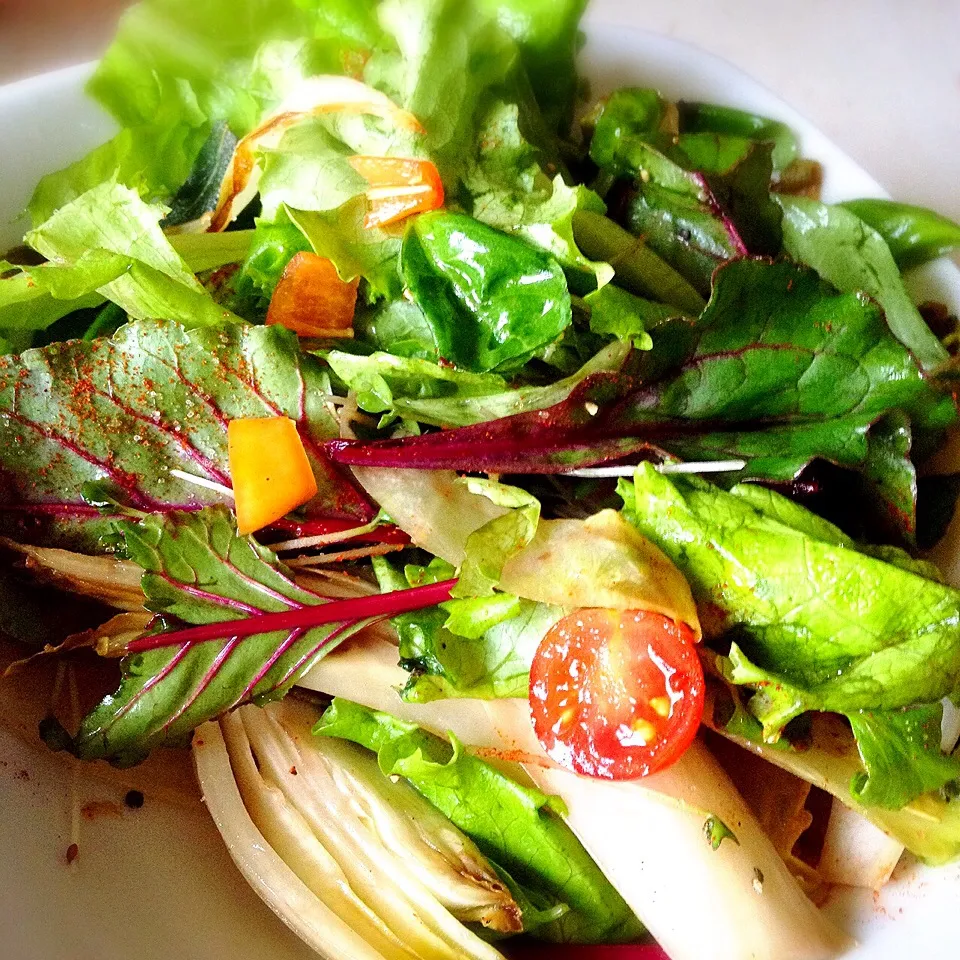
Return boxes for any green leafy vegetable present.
[24,182,240,328]
[0,319,367,550]
[776,195,948,369]
[64,507,369,765]
[840,199,960,271]
[316,698,644,943]
[375,556,562,702]
[452,479,541,597]
[326,339,630,428]
[703,815,740,852]
[621,465,960,727]
[676,100,799,173]
[400,211,572,372]
[848,704,960,810]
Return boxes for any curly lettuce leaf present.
[60,507,368,766]
[30,0,381,221]
[621,465,960,717]
[0,319,368,550]
[24,182,240,327]
[315,698,644,944]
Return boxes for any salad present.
[3,1,960,958]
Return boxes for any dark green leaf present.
[676,100,799,172]
[161,120,238,228]
[840,199,960,271]
[401,212,572,373]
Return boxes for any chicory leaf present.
[621,465,960,718]
[0,319,369,550]
[840,199,960,271]
[67,507,369,766]
[315,698,645,944]
[400,211,572,373]
[776,195,948,369]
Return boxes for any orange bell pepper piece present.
[266,252,359,338]
[228,417,319,535]
[348,156,444,229]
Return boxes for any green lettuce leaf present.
[848,705,960,809]
[315,698,644,944]
[452,479,540,597]
[24,182,240,327]
[621,465,960,717]
[30,0,380,221]
[776,195,948,369]
[400,211,572,372]
[0,319,367,550]
[840,199,960,271]
[61,507,368,766]
[374,556,562,702]
[289,199,403,302]
[325,339,630,428]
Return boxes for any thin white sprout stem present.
[169,469,235,498]
[563,460,746,479]
[270,517,383,553]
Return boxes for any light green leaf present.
[315,698,644,944]
[777,195,948,369]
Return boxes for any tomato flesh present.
[529,609,704,780]
[348,155,444,228]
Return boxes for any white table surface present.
[1,0,958,221]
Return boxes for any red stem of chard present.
[127,579,456,653]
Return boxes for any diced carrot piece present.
[228,417,319,535]
[348,156,444,228]
[266,252,359,338]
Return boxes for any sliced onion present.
[207,77,422,232]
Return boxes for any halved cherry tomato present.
[349,156,444,228]
[266,252,359,337]
[529,608,704,780]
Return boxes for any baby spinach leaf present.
[621,466,960,719]
[160,120,237,228]
[400,211,572,373]
[840,199,960,271]
[777,195,948,369]
[316,698,644,944]
[70,507,370,766]
[0,319,369,550]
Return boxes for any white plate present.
[2,22,960,960]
